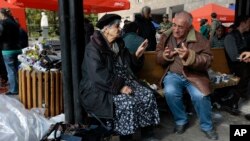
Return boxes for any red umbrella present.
[7,0,130,13]
[0,0,27,30]
[84,0,130,14]
[191,3,235,30]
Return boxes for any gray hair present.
[141,6,151,14]
[174,11,193,27]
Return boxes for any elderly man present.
[156,11,218,140]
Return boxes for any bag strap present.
[40,122,63,141]
[89,112,112,131]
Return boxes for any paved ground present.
[153,110,249,141]
[1,90,250,141]
[112,100,250,141]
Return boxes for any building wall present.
[99,0,235,21]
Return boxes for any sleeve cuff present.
[182,49,196,66]
[111,76,125,95]
[162,52,175,61]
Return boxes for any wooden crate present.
[18,69,63,117]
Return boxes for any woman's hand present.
[135,39,148,58]
[120,86,133,95]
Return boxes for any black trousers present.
[231,62,250,99]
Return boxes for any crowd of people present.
[1,4,250,141]
[81,5,250,141]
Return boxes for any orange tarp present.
[0,0,27,31]
[191,3,235,30]
[8,0,130,13]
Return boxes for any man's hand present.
[135,39,148,58]
[175,43,189,60]
[240,52,250,63]
[162,46,177,60]
[120,86,133,95]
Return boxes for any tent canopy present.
[8,0,130,13]
[0,0,27,30]
[191,3,235,30]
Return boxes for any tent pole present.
[69,0,85,123]
[58,0,74,123]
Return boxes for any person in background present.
[0,50,8,87]
[228,24,236,33]
[84,18,94,47]
[123,22,145,54]
[79,14,160,141]
[210,12,221,39]
[200,19,210,39]
[159,14,172,33]
[238,51,250,120]
[156,11,218,140]
[224,16,250,99]
[210,25,226,48]
[134,6,157,51]
[15,20,28,49]
[120,20,130,37]
[0,8,21,95]
[40,12,49,39]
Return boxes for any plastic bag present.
[0,95,52,141]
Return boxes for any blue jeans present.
[3,53,20,93]
[163,72,213,131]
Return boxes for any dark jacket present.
[19,28,28,49]
[134,15,156,51]
[156,28,213,95]
[79,30,144,119]
[224,30,250,74]
[0,18,20,50]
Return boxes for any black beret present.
[96,14,121,29]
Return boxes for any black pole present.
[69,0,85,123]
[58,0,75,123]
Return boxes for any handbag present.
[41,113,113,141]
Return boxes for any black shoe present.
[222,105,241,116]
[245,114,250,121]
[202,129,218,140]
[119,135,133,141]
[5,92,18,95]
[174,123,188,134]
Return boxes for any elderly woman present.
[79,14,160,139]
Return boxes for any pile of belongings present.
[208,69,234,84]
[18,42,61,72]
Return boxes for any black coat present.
[134,15,156,51]
[0,18,20,50]
[79,30,144,119]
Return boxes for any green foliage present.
[26,9,59,38]
[84,14,98,26]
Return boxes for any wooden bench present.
[138,48,240,96]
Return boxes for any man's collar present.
[186,28,197,42]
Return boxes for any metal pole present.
[69,0,85,123]
[58,0,75,123]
